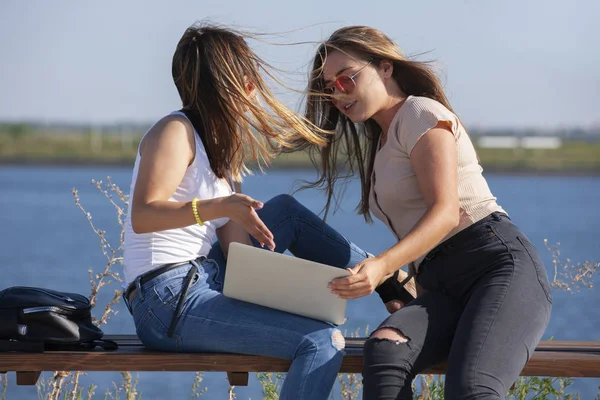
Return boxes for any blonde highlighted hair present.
[172,22,328,182]
[297,26,455,222]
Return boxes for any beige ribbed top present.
[369,95,504,274]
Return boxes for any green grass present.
[475,141,600,172]
[0,132,140,165]
[1,131,599,172]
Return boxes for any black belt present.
[125,256,206,337]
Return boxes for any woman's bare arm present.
[130,115,274,248]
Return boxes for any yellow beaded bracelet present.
[191,197,204,226]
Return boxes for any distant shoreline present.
[2,134,599,175]
[2,158,599,176]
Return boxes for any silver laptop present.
[223,242,350,325]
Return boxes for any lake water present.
[1,165,599,399]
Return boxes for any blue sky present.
[1,0,598,129]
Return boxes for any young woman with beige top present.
[295,26,552,399]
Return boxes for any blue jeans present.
[124,194,368,400]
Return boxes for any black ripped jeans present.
[362,212,552,400]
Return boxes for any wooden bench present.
[1,335,599,386]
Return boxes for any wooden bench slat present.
[1,348,599,377]
[2,335,599,387]
[520,352,600,377]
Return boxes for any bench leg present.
[16,371,41,386]
[227,372,249,386]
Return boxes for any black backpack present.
[0,286,117,352]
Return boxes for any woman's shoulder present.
[153,112,195,136]
[392,96,461,153]
[402,96,456,119]
[396,95,459,135]
[139,112,196,157]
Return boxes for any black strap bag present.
[0,286,117,352]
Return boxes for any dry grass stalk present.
[190,372,208,398]
[1,373,7,400]
[36,178,130,400]
[546,239,599,293]
[228,385,236,400]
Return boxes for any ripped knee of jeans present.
[331,329,345,351]
[369,327,409,345]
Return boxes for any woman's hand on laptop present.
[219,194,275,250]
[328,258,387,299]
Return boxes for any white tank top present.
[122,111,232,285]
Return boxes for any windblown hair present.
[296,26,454,222]
[172,22,328,182]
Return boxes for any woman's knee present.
[265,193,297,209]
[259,194,302,221]
[363,328,413,372]
[363,329,415,398]
[321,328,346,353]
[260,194,315,228]
[301,327,345,359]
[370,327,409,343]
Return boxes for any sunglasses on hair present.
[323,60,372,98]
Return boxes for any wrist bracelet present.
[191,197,204,226]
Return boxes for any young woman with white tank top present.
[123,110,232,282]
[121,24,374,400]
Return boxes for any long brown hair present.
[296,26,455,222]
[172,22,328,182]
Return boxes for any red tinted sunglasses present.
[323,60,372,98]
